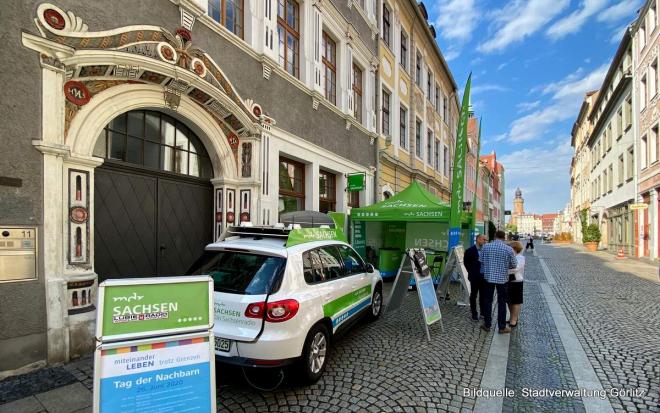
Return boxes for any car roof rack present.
[218,223,347,246]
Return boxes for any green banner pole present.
[470,117,482,245]
[449,74,472,249]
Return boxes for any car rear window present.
[187,250,286,294]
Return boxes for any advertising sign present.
[97,276,213,342]
[285,227,348,247]
[630,203,648,210]
[405,222,449,252]
[94,332,215,413]
[347,173,365,191]
[351,221,367,259]
[412,252,441,326]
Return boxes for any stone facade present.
[632,0,660,260]
[376,0,458,201]
[0,0,378,372]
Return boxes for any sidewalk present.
[0,358,93,413]
[553,242,659,284]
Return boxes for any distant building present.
[480,151,505,230]
[570,91,599,243]
[541,213,559,234]
[587,27,635,255]
[632,0,660,260]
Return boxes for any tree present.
[505,223,517,233]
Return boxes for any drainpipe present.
[373,0,382,204]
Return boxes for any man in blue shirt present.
[464,234,486,321]
[480,230,517,333]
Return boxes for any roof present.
[351,181,451,222]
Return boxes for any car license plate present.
[214,337,231,352]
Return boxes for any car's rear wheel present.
[298,323,330,383]
[368,284,383,321]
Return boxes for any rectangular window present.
[352,63,363,122]
[648,125,658,166]
[642,135,648,169]
[427,70,432,98]
[382,88,391,136]
[617,108,623,139]
[640,23,646,51]
[625,95,632,128]
[279,156,305,214]
[435,85,440,110]
[318,170,336,213]
[649,2,657,33]
[618,155,624,186]
[443,96,448,122]
[416,52,422,86]
[607,123,612,150]
[415,120,422,158]
[322,31,336,105]
[641,75,647,110]
[400,30,408,70]
[277,0,300,78]
[427,129,432,164]
[653,124,660,164]
[443,145,449,177]
[651,60,658,98]
[608,164,613,192]
[399,106,408,149]
[208,0,244,38]
[434,139,440,170]
[626,146,634,180]
[382,3,391,47]
[348,190,360,208]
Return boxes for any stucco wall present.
[0,1,49,370]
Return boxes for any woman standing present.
[507,241,525,327]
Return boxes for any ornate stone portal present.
[22,2,275,363]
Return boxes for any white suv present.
[187,225,383,383]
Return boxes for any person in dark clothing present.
[525,236,534,250]
[464,234,487,321]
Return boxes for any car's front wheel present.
[368,283,383,321]
[298,323,330,383]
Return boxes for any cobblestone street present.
[1,244,658,412]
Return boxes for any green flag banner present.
[449,74,472,249]
[471,117,482,242]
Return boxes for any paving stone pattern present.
[217,283,492,412]
[541,245,660,413]
[503,252,584,413]
[0,366,77,405]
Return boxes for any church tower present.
[512,188,524,226]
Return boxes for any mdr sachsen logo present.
[111,292,177,324]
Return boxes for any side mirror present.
[366,263,375,273]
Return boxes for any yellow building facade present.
[377,0,459,201]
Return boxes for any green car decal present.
[323,285,372,328]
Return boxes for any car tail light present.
[265,299,299,322]
[244,302,265,319]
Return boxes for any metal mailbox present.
[0,226,38,282]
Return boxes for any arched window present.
[93,110,213,178]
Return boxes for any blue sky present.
[428,0,643,214]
